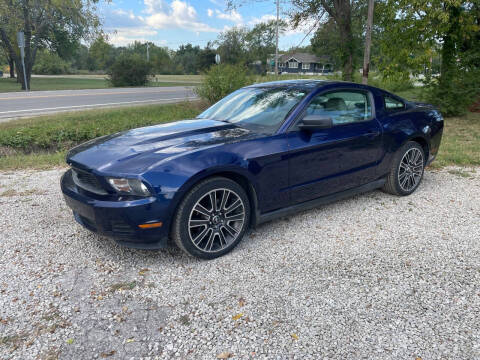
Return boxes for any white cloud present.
[144,0,169,14]
[215,9,243,24]
[207,8,213,17]
[144,0,220,32]
[248,14,276,26]
[108,27,159,46]
[209,0,224,6]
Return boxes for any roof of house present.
[277,52,331,64]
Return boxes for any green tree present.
[88,35,115,71]
[175,44,202,74]
[216,26,249,65]
[376,0,480,115]
[108,54,152,87]
[0,0,100,90]
[309,4,367,73]
[32,50,71,74]
[291,0,359,81]
[245,20,286,64]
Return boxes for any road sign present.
[215,54,220,64]
[17,31,25,48]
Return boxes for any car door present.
[287,89,383,205]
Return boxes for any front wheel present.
[382,141,425,196]
[172,177,250,259]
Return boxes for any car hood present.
[67,119,256,175]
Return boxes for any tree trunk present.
[0,28,27,90]
[334,1,354,81]
[8,57,15,78]
[338,19,354,81]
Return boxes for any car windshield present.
[197,87,307,133]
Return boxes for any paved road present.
[0,86,197,122]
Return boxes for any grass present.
[0,100,478,171]
[433,112,480,167]
[0,101,204,170]
[0,76,198,93]
[153,74,203,83]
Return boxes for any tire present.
[172,177,251,259]
[382,141,425,196]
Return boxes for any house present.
[268,53,333,75]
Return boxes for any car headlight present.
[107,178,151,196]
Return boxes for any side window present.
[305,91,372,125]
[384,96,405,111]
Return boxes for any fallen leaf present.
[291,333,299,340]
[66,338,74,345]
[415,357,422,360]
[139,268,149,276]
[126,338,135,343]
[238,297,246,307]
[217,351,234,359]
[101,350,116,358]
[232,313,243,321]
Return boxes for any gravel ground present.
[0,167,479,360]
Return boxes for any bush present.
[32,51,71,75]
[195,64,250,104]
[423,70,480,116]
[370,75,415,93]
[108,54,152,87]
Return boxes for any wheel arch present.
[168,167,260,235]
[407,135,430,163]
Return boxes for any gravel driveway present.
[0,167,479,359]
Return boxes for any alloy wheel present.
[398,147,424,192]
[188,188,246,253]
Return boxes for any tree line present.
[1,0,479,114]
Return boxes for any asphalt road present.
[0,86,197,122]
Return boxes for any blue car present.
[61,80,443,259]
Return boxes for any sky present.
[98,0,314,50]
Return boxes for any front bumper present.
[61,169,170,249]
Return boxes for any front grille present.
[110,220,135,235]
[72,168,108,195]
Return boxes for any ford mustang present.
[61,80,444,259]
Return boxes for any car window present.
[304,91,372,125]
[384,96,405,111]
[197,87,307,133]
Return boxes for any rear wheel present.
[382,141,425,196]
[172,177,250,259]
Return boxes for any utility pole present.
[274,0,279,75]
[362,0,374,84]
[17,31,28,91]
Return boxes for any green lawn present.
[0,101,204,169]
[0,100,478,170]
[0,77,198,93]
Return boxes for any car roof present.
[247,79,360,91]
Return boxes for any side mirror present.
[299,115,333,131]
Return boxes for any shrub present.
[108,54,152,87]
[195,64,250,104]
[371,75,415,93]
[423,69,480,116]
[32,51,71,75]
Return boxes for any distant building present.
[268,53,333,75]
